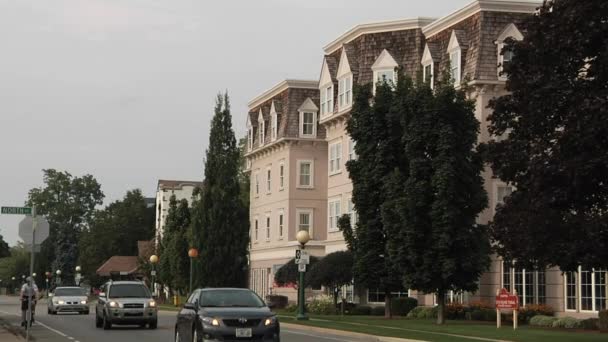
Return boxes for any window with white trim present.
[502,264,546,306]
[271,112,278,141]
[266,167,271,193]
[375,69,396,86]
[254,172,260,196]
[423,63,433,87]
[564,267,606,312]
[450,50,461,85]
[496,185,513,207]
[371,50,398,94]
[297,209,313,237]
[279,162,285,190]
[496,23,524,80]
[320,85,334,116]
[258,119,265,146]
[348,138,356,161]
[368,289,409,304]
[297,160,313,188]
[254,218,259,242]
[278,210,284,239]
[338,76,352,110]
[329,142,342,174]
[247,127,253,151]
[265,214,271,241]
[328,198,341,231]
[300,111,316,137]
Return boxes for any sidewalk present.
[0,316,24,341]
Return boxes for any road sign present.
[298,263,306,272]
[1,206,32,215]
[295,249,301,262]
[295,250,310,265]
[151,270,157,276]
[495,288,519,309]
[19,217,50,245]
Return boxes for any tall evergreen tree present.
[192,92,249,288]
[0,233,10,258]
[485,0,608,271]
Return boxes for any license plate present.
[235,328,252,337]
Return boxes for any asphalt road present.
[0,296,375,342]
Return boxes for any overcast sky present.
[0,0,471,246]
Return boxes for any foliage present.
[28,169,104,284]
[192,92,249,288]
[484,0,608,271]
[273,256,319,288]
[0,233,10,258]
[284,304,298,313]
[237,137,250,209]
[600,310,608,331]
[580,318,599,331]
[371,306,386,316]
[445,303,466,320]
[307,250,353,309]
[265,295,288,309]
[0,246,30,292]
[351,305,372,316]
[468,301,493,310]
[158,196,191,293]
[469,308,496,322]
[391,297,418,317]
[530,315,558,328]
[519,304,555,323]
[552,316,583,329]
[406,306,438,319]
[307,295,335,315]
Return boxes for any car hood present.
[199,307,273,318]
[53,296,87,302]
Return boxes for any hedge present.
[600,310,608,332]
[529,315,558,327]
[391,297,418,316]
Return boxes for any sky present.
[0,0,471,246]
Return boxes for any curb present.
[280,322,426,342]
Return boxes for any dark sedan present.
[174,288,280,342]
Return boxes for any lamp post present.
[296,230,310,321]
[11,277,15,295]
[45,272,51,296]
[75,266,81,286]
[55,270,62,287]
[149,255,159,296]
[188,248,198,295]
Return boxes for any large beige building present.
[246,0,606,317]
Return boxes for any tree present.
[485,0,608,271]
[158,196,191,294]
[307,251,353,311]
[0,232,10,258]
[237,137,251,209]
[341,81,405,318]
[28,169,104,283]
[274,256,320,288]
[383,74,489,324]
[191,93,249,288]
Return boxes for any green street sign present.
[1,206,32,215]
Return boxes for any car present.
[95,280,158,330]
[174,288,280,342]
[48,286,89,315]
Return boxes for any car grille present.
[221,335,264,342]
[123,303,144,309]
[222,319,261,328]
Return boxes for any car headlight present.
[148,301,156,308]
[80,300,87,305]
[201,317,220,326]
[264,316,277,326]
[109,301,118,308]
[57,300,65,305]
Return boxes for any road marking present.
[1,309,77,341]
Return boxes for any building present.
[245,0,606,316]
[154,179,203,246]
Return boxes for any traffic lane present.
[282,325,377,342]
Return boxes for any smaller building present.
[155,179,203,246]
[96,256,141,279]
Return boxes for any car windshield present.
[200,290,265,308]
[108,284,151,298]
[54,288,86,296]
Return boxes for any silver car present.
[95,280,158,330]
[48,287,89,315]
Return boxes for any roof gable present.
[448,30,468,51]
[270,101,277,115]
[497,23,524,41]
[337,48,352,78]
[372,49,398,70]
[298,98,319,112]
[258,108,264,122]
[319,58,334,87]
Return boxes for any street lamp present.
[11,277,16,295]
[296,230,310,321]
[56,270,62,287]
[45,272,52,296]
[149,255,159,295]
[188,248,199,295]
[75,266,82,286]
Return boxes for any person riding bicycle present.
[20,277,39,327]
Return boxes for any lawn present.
[277,313,606,342]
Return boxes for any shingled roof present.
[157,179,203,191]
[96,256,139,277]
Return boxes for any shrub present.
[307,295,335,315]
[265,295,288,309]
[600,310,608,332]
[552,316,583,329]
[284,304,297,313]
[519,304,555,323]
[580,318,599,330]
[338,302,357,315]
[391,297,418,316]
[371,306,386,316]
[529,315,558,327]
[407,306,437,319]
[352,305,372,315]
[446,303,466,320]
[470,308,496,322]
[468,301,493,310]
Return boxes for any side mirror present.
[183,302,198,312]
[99,292,106,298]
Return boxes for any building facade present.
[246,0,606,316]
[154,179,203,246]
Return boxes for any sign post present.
[495,288,519,330]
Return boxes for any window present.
[566,272,577,310]
[266,168,271,193]
[376,69,395,85]
[254,219,259,242]
[450,50,461,85]
[271,112,277,141]
[496,24,524,80]
[265,215,271,241]
[254,172,260,196]
[328,199,341,231]
[371,49,398,94]
[502,265,546,306]
[321,85,334,116]
[279,162,285,190]
[278,210,284,239]
[348,138,356,161]
[564,268,608,312]
[496,185,513,206]
[247,127,253,151]
[347,198,357,225]
[368,289,409,304]
[581,270,593,311]
[297,160,313,188]
[423,63,433,86]
[301,112,315,137]
[297,209,313,237]
[329,142,342,174]
[338,76,352,109]
[258,119,265,146]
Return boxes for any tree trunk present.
[436,292,446,325]
[333,287,339,314]
[384,290,392,319]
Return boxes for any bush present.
[265,295,288,309]
[519,304,555,323]
[284,304,297,313]
[470,308,496,322]
[446,303,466,320]
[391,297,418,316]
[468,301,493,310]
[351,305,372,315]
[580,318,599,330]
[406,306,438,319]
[338,302,357,315]
[552,316,583,329]
[529,315,558,327]
[600,310,608,332]
[371,306,386,316]
[307,295,335,315]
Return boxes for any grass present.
[277,313,607,342]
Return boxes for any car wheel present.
[102,313,111,330]
[149,319,157,329]
[47,308,51,315]
[95,312,102,328]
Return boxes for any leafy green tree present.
[274,256,320,288]
[0,246,31,293]
[307,251,353,311]
[28,169,104,283]
[485,0,608,271]
[341,81,404,318]
[158,197,191,294]
[191,93,249,288]
[0,232,10,258]
[238,137,251,209]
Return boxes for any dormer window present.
[257,109,265,146]
[247,127,253,151]
[372,49,398,94]
[321,85,334,116]
[337,48,353,110]
[270,102,278,141]
[447,31,464,86]
[421,43,436,89]
[298,98,319,138]
[301,112,315,135]
[496,23,524,80]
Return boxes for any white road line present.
[284,329,361,342]
[1,309,75,341]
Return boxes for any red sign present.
[495,288,519,309]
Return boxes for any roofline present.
[248,79,318,109]
[323,17,437,54]
[157,179,203,190]
[422,0,540,38]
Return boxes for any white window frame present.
[254,217,259,242]
[563,267,607,313]
[265,213,271,241]
[279,161,285,191]
[423,63,434,88]
[278,209,285,240]
[338,75,352,111]
[266,167,272,194]
[299,111,317,138]
[271,111,278,141]
[297,160,314,189]
[328,198,342,232]
[296,208,314,238]
[320,85,334,117]
[329,141,342,175]
[496,23,524,80]
[501,262,546,307]
[449,49,461,86]
[373,68,396,94]
[247,127,253,151]
[258,118,265,146]
[372,49,399,95]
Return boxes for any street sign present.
[495,288,519,309]
[19,217,50,245]
[298,263,306,272]
[151,270,157,276]
[1,206,32,215]
[295,250,309,265]
[295,249,301,262]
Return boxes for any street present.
[0,296,374,342]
